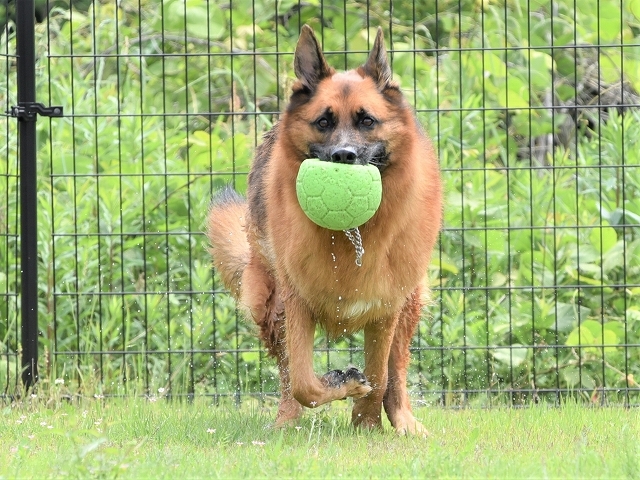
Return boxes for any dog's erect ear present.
[362,28,393,90]
[294,25,332,92]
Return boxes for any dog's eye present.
[360,116,376,128]
[316,117,331,129]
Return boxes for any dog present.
[206,25,442,434]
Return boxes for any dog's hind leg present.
[351,314,399,430]
[265,293,304,426]
[273,347,304,426]
[240,259,303,426]
[382,287,428,435]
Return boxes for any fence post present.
[16,0,39,389]
[12,0,62,389]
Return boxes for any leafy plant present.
[0,0,638,403]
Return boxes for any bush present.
[0,0,638,402]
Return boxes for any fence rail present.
[1,0,639,406]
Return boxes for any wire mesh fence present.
[1,0,639,406]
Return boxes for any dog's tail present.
[206,186,249,299]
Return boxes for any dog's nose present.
[331,147,358,164]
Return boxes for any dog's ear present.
[362,28,393,90]
[294,25,333,92]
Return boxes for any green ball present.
[295,158,382,231]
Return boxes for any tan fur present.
[207,25,442,434]
[206,201,248,299]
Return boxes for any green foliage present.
[0,0,638,403]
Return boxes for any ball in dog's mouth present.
[295,158,382,231]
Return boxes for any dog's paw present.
[321,367,372,399]
[395,420,429,437]
[273,398,304,428]
[343,367,371,397]
[321,369,348,388]
[392,412,429,437]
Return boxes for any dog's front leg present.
[285,295,372,408]
[383,289,428,435]
[351,315,399,430]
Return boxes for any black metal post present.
[17,0,39,388]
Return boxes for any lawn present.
[1,397,638,479]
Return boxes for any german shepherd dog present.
[207,25,442,434]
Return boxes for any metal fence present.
[1,0,639,406]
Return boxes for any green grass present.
[1,398,638,479]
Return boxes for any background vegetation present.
[1,0,639,405]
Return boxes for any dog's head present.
[282,25,414,173]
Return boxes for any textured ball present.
[296,158,382,230]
